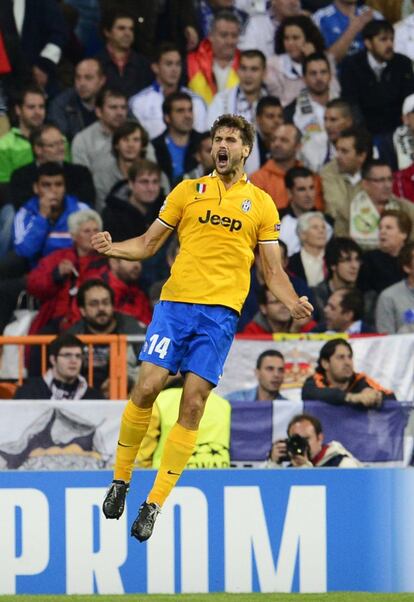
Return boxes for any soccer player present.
[91,114,313,542]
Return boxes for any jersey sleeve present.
[157,180,188,230]
[257,192,280,244]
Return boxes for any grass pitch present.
[2,594,414,602]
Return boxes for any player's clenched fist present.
[91,231,113,256]
[291,296,314,320]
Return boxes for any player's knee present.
[135,379,162,404]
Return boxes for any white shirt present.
[300,248,325,287]
[394,14,414,62]
[213,62,232,93]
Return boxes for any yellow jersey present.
[158,172,280,313]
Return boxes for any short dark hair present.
[211,9,241,31]
[127,159,161,181]
[338,288,364,321]
[325,237,362,279]
[287,413,323,436]
[399,241,414,269]
[162,91,193,116]
[362,19,394,41]
[153,42,181,64]
[256,95,282,117]
[256,349,284,369]
[101,8,134,34]
[285,166,314,190]
[95,87,127,110]
[380,209,412,240]
[48,333,84,359]
[361,158,392,180]
[303,52,330,76]
[210,113,256,153]
[240,49,266,68]
[112,120,148,159]
[325,98,353,120]
[275,15,326,55]
[14,85,45,107]
[316,338,353,375]
[338,126,372,157]
[36,162,65,180]
[77,279,114,308]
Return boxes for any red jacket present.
[393,164,414,203]
[98,271,152,326]
[27,248,108,333]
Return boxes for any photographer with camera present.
[268,413,360,468]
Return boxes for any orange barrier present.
[0,335,128,400]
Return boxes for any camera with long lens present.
[278,434,310,462]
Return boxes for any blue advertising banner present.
[0,469,413,595]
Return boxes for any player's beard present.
[214,150,244,176]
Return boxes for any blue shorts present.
[139,301,238,386]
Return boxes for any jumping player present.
[91,114,313,542]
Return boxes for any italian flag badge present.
[196,183,207,193]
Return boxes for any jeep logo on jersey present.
[198,210,242,232]
[241,199,251,213]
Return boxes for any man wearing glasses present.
[14,333,103,400]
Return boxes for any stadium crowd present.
[0,0,414,400]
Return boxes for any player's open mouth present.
[217,150,228,167]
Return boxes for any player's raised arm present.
[91,219,172,261]
[259,242,314,319]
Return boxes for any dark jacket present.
[357,249,404,295]
[95,47,152,98]
[47,88,97,142]
[340,50,414,135]
[10,161,96,209]
[152,129,201,187]
[102,180,162,242]
[14,376,103,400]
[302,371,396,404]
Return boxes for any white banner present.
[217,334,414,402]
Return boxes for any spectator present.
[152,92,201,188]
[225,349,287,401]
[321,126,371,237]
[393,3,414,62]
[9,124,95,210]
[313,0,382,63]
[251,124,303,210]
[27,209,106,335]
[301,98,354,172]
[14,333,103,400]
[244,95,284,174]
[313,287,374,333]
[239,0,303,58]
[358,210,412,298]
[207,49,268,126]
[313,236,363,319]
[285,53,338,137]
[376,242,414,333]
[96,9,152,98]
[268,413,360,467]
[241,284,314,334]
[392,93,414,171]
[102,159,163,243]
[183,132,214,179]
[196,0,248,39]
[340,19,414,138]
[129,42,207,140]
[187,10,241,104]
[266,15,339,108]
[302,338,396,405]
[280,166,321,256]
[67,279,145,396]
[0,85,46,185]
[10,0,69,94]
[137,375,231,469]
[92,120,150,211]
[349,159,414,249]
[288,211,328,286]
[71,87,128,172]
[47,58,106,142]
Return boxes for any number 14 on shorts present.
[146,334,171,359]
